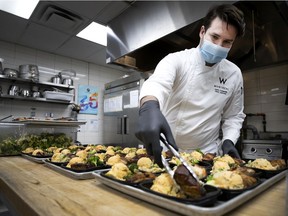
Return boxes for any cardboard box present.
[115,55,136,67]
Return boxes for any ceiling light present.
[77,22,107,46]
[0,0,39,19]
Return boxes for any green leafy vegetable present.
[128,163,138,173]
[87,155,103,166]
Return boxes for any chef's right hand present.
[135,100,177,167]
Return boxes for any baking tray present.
[21,153,49,164]
[93,170,286,216]
[44,159,110,180]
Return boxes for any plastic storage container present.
[43,91,73,101]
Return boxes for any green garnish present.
[128,163,138,173]
[87,155,102,166]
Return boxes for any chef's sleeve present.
[221,73,246,144]
[139,53,181,108]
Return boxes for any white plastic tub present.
[43,91,73,101]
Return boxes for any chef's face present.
[199,16,237,48]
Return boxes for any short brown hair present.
[203,4,246,37]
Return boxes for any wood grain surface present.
[0,156,286,216]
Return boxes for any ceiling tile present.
[56,36,104,63]
[0,1,135,72]
[19,22,70,52]
[95,1,132,24]
[0,12,28,43]
[86,47,107,66]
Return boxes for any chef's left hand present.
[222,139,241,159]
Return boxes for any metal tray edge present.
[43,160,96,180]
[92,171,287,216]
[21,154,45,164]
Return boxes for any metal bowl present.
[3,68,19,78]
[62,78,73,86]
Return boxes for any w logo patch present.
[219,77,227,84]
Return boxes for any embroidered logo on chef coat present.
[214,77,228,95]
[219,77,227,84]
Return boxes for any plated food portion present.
[100,147,287,204]
[20,140,287,203]
[139,172,221,206]
[46,145,114,172]
[44,145,161,178]
[244,158,287,178]
[245,158,286,170]
[22,147,53,158]
[168,150,213,180]
[102,150,164,185]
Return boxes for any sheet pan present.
[93,170,286,216]
[44,159,110,180]
[21,153,47,164]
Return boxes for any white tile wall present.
[243,63,288,138]
[1,39,287,143]
[0,40,128,144]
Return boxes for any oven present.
[241,139,288,161]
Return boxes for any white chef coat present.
[139,47,246,155]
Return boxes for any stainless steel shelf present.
[0,75,75,89]
[9,120,86,127]
[0,94,73,104]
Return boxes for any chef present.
[135,4,246,166]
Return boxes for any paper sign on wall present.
[123,89,139,109]
[104,95,123,113]
[130,90,139,108]
[78,85,98,115]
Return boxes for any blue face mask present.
[200,39,230,64]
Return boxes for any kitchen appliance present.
[20,88,31,97]
[60,69,76,86]
[62,78,73,86]
[8,85,19,96]
[51,73,62,84]
[31,86,40,98]
[3,68,19,78]
[0,58,3,73]
[242,139,288,161]
[32,91,40,98]
[19,65,39,81]
[103,73,150,147]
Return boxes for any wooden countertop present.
[0,156,286,216]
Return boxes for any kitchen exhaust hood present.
[106,1,288,72]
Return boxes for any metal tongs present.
[160,134,201,184]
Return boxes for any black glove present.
[222,139,241,159]
[135,100,178,167]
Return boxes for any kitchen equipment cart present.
[0,156,286,216]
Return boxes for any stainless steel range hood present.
[106,1,288,72]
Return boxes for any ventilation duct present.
[36,5,83,33]
[107,1,288,72]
